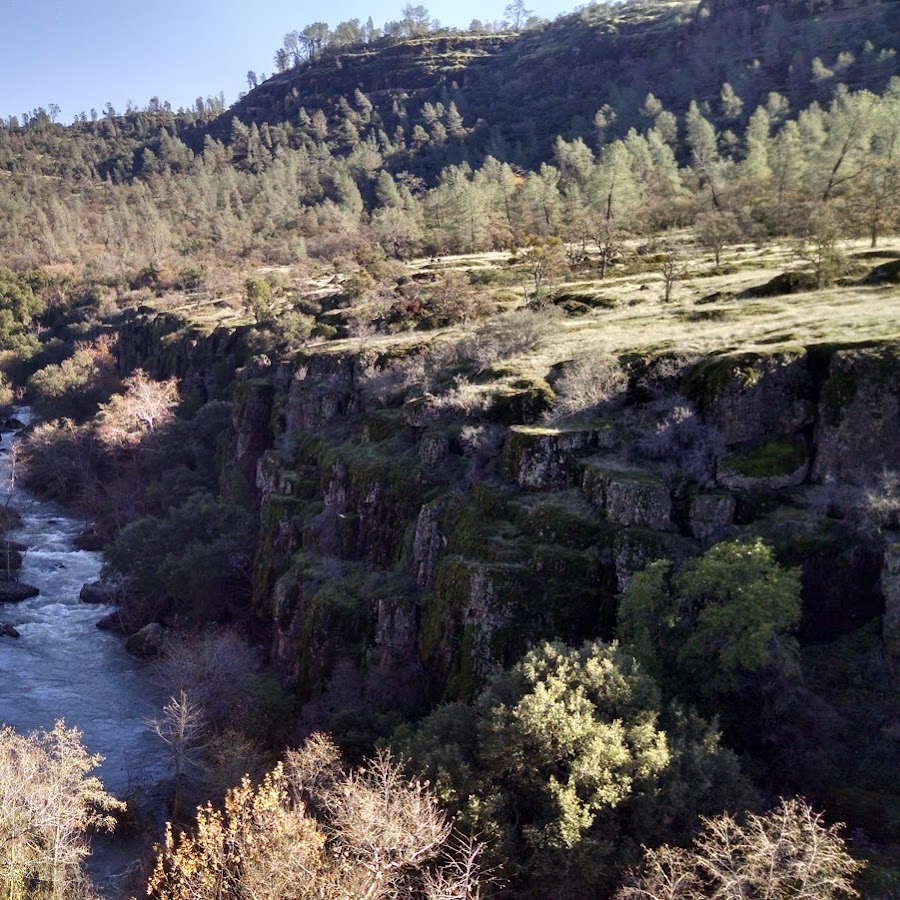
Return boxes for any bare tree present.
[149,735,486,900]
[617,797,862,900]
[654,244,690,302]
[0,722,122,899]
[149,691,209,822]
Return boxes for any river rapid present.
[0,411,166,896]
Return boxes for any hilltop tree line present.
[0,76,895,282]
[269,0,539,76]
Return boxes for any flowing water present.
[0,411,166,897]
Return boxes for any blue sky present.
[1,0,577,122]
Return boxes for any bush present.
[617,798,862,900]
[618,539,801,708]
[0,721,123,898]
[103,491,258,625]
[148,736,486,900]
[546,354,628,422]
[455,308,556,373]
[398,640,750,898]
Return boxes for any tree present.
[244,275,275,323]
[617,798,862,899]
[400,641,750,899]
[401,4,432,36]
[0,721,123,899]
[94,371,179,449]
[151,691,209,822]
[694,209,743,268]
[301,22,331,60]
[148,735,485,900]
[653,244,690,302]
[505,0,533,29]
[619,539,801,706]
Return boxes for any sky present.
[0,0,578,123]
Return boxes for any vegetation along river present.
[0,409,165,895]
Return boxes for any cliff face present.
[118,314,899,721]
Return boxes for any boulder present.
[95,611,127,633]
[0,623,20,638]
[125,623,168,659]
[73,531,105,551]
[2,417,25,432]
[79,581,121,605]
[0,540,26,553]
[0,582,39,603]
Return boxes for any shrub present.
[617,798,862,900]
[0,721,123,899]
[399,641,750,898]
[148,736,486,900]
[546,354,628,422]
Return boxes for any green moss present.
[486,379,555,425]
[363,408,408,442]
[516,492,605,549]
[723,440,806,478]
[682,349,804,406]
[447,502,522,562]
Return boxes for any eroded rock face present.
[413,500,450,591]
[234,379,275,488]
[690,351,815,445]
[503,426,616,491]
[881,542,900,662]
[582,462,673,531]
[231,329,900,717]
[689,493,736,544]
[814,346,900,487]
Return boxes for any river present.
[0,411,166,897]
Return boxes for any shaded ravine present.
[0,411,166,897]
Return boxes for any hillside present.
[0,0,899,895]
[220,0,900,171]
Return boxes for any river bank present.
[0,410,166,897]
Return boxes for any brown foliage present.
[149,735,486,900]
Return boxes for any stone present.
[0,549,24,572]
[95,611,127,633]
[73,531,105,551]
[503,426,616,491]
[882,542,900,663]
[813,346,900,486]
[413,500,449,590]
[689,351,814,446]
[689,493,736,543]
[0,581,39,603]
[125,623,168,659]
[0,623,20,638]
[582,461,673,531]
[418,431,450,467]
[79,581,121,605]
